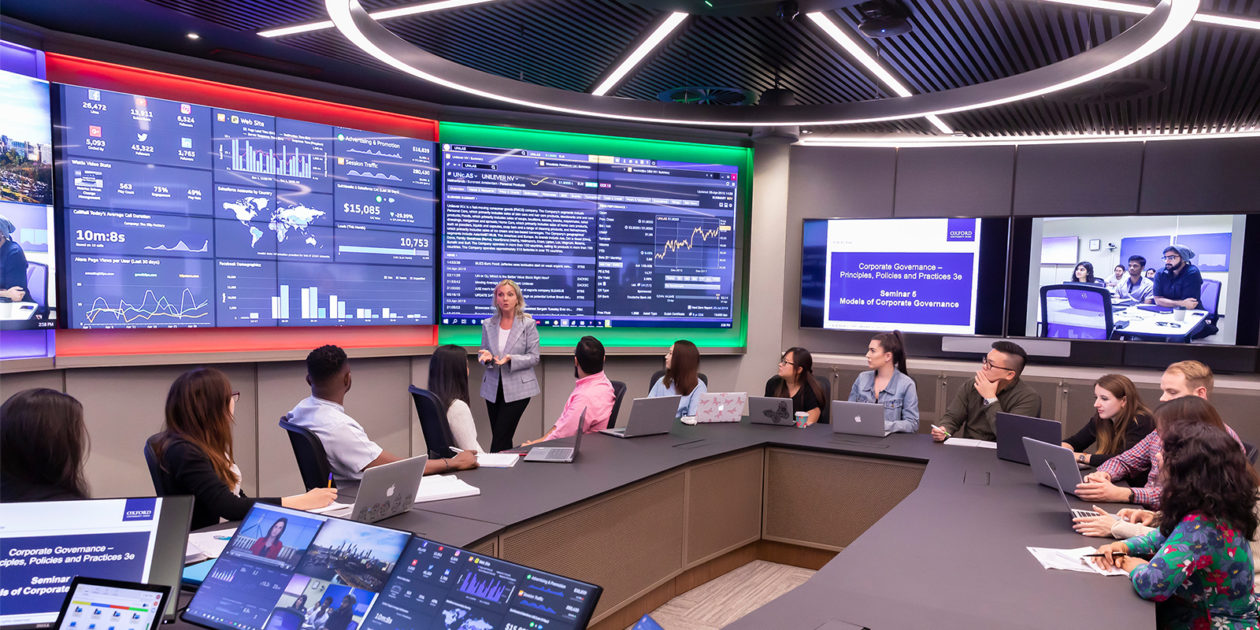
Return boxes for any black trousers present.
[486,379,530,452]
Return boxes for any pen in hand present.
[1082,552,1128,558]
[931,424,951,437]
[326,472,333,489]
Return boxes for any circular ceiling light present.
[325,0,1199,127]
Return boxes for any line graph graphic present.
[654,217,727,269]
[456,571,513,604]
[144,240,209,253]
[517,600,558,615]
[84,289,210,324]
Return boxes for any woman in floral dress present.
[1093,421,1259,629]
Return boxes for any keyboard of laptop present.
[531,447,567,460]
[1070,508,1095,519]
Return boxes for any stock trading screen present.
[441,144,738,328]
[57,85,436,329]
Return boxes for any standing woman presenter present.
[478,279,541,452]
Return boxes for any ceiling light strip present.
[799,128,1260,147]
[1040,0,1260,30]
[259,0,495,38]
[807,13,954,134]
[591,12,689,96]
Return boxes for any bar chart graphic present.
[223,138,324,180]
[456,571,513,604]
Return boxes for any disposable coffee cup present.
[794,411,808,428]
[1173,308,1187,322]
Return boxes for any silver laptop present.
[748,396,794,426]
[695,393,747,423]
[525,409,586,463]
[348,454,427,523]
[996,412,1062,465]
[1023,437,1086,498]
[1043,458,1097,522]
[600,396,680,438]
[831,400,890,437]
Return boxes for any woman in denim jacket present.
[847,331,919,434]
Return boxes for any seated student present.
[152,368,336,530]
[1152,244,1203,309]
[306,597,333,629]
[0,388,90,502]
[766,347,826,425]
[648,340,707,418]
[1107,264,1124,289]
[289,345,476,481]
[1145,267,1157,280]
[1091,422,1258,629]
[1071,261,1106,287]
[1061,374,1154,469]
[848,331,919,434]
[427,344,482,452]
[323,595,356,630]
[523,336,615,445]
[931,341,1040,442]
[1076,378,1244,508]
[1113,255,1155,304]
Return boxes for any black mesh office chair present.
[608,380,628,429]
[817,376,832,424]
[408,385,459,458]
[1039,283,1114,340]
[278,415,336,490]
[646,369,708,394]
[143,434,173,495]
[1200,278,1222,325]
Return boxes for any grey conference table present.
[177,422,1155,629]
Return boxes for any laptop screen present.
[0,497,192,629]
[184,504,603,630]
[359,537,602,630]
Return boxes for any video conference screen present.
[0,68,57,332]
[440,143,738,328]
[55,85,437,329]
[1024,214,1249,345]
[799,218,1007,335]
[183,504,601,630]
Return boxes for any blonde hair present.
[1165,360,1214,396]
[492,279,530,319]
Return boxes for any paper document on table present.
[476,452,520,468]
[944,438,998,449]
[309,501,353,516]
[415,474,480,503]
[1026,546,1129,576]
[185,528,236,563]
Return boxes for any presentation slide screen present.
[55,84,436,329]
[0,68,57,331]
[184,504,601,630]
[0,497,190,628]
[800,218,998,334]
[441,143,738,328]
[1024,214,1250,345]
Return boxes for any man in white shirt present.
[288,345,475,481]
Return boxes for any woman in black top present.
[322,595,356,630]
[0,388,90,502]
[151,368,336,529]
[765,347,825,425]
[1062,374,1154,471]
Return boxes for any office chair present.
[1200,279,1222,325]
[25,261,47,306]
[408,385,459,459]
[143,434,173,495]
[817,376,832,424]
[646,369,708,394]
[278,415,336,490]
[608,380,628,429]
[1039,283,1113,340]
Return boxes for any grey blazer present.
[479,314,541,403]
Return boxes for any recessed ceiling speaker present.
[856,0,913,38]
[658,86,757,106]
[751,88,800,143]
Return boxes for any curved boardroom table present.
[176,422,1153,630]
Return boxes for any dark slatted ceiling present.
[140,0,1260,137]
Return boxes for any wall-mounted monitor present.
[800,217,1009,335]
[55,85,437,329]
[1020,214,1253,346]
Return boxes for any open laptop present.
[525,409,586,462]
[347,454,428,523]
[996,412,1063,464]
[600,395,680,438]
[695,392,747,423]
[831,400,891,437]
[748,396,794,426]
[1043,459,1097,522]
[1023,437,1086,498]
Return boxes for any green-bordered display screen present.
[437,122,751,349]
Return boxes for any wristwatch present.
[983,396,998,405]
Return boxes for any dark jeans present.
[486,380,530,452]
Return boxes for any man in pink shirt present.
[523,336,615,445]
